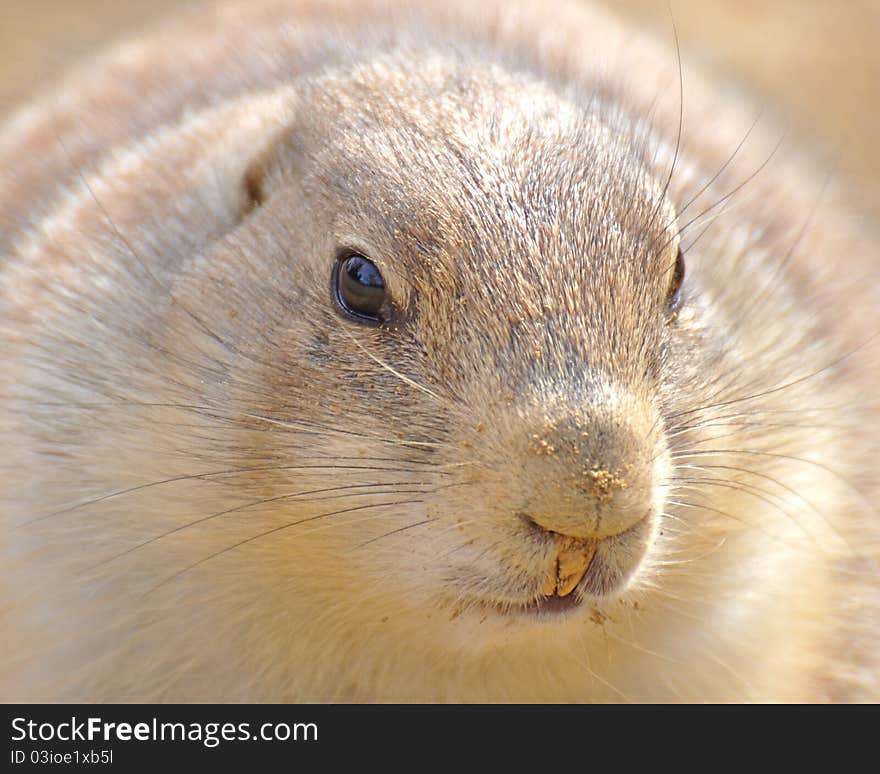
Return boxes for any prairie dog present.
[1,0,878,701]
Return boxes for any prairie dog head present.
[235,54,684,614]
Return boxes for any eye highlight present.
[666,247,685,318]
[332,252,389,324]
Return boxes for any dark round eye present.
[333,252,389,324]
[666,247,685,317]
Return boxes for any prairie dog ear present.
[244,148,271,210]
[242,91,301,212]
[5,87,300,296]
[223,88,298,218]
[131,86,299,229]
[243,136,283,211]
[75,86,300,240]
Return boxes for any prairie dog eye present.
[333,252,389,324]
[666,247,685,318]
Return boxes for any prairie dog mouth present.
[477,516,653,619]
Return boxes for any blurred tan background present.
[1,0,879,218]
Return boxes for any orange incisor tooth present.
[556,539,598,597]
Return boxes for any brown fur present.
[1,0,878,701]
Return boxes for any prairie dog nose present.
[522,408,657,540]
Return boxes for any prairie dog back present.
[1,0,878,701]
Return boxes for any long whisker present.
[676,113,761,224]
[656,131,786,257]
[674,461,848,544]
[572,626,633,702]
[5,398,446,448]
[334,319,443,402]
[672,475,821,543]
[666,330,879,423]
[92,483,432,568]
[644,11,684,238]
[353,517,434,549]
[670,446,878,519]
[18,462,441,526]
[143,498,425,595]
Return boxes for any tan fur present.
[1,0,878,702]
